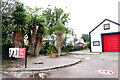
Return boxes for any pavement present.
[2,52,82,72]
[2,50,102,72]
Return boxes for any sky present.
[19,0,119,39]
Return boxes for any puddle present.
[85,57,91,60]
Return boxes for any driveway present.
[46,52,118,78]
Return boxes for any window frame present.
[93,41,100,46]
[104,24,110,30]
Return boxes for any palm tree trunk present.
[29,27,37,56]
[57,32,62,58]
[28,34,33,56]
[58,47,61,58]
[35,36,43,56]
[12,31,24,48]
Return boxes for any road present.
[46,52,118,78]
[0,73,14,80]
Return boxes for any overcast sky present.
[20,0,119,39]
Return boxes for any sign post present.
[25,51,27,68]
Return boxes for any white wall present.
[90,20,119,52]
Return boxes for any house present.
[89,19,120,52]
[77,42,87,47]
[76,38,87,47]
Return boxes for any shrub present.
[40,40,57,54]
[2,42,12,59]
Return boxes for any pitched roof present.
[89,19,120,34]
[76,38,86,44]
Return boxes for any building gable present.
[89,19,120,34]
[89,19,120,52]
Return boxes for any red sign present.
[18,48,26,59]
[9,48,26,59]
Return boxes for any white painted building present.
[89,19,120,52]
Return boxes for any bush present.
[2,42,12,59]
[40,40,57,55]
[61,43,74,52]
[74,46,81,51]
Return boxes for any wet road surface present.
[46,53,118,78]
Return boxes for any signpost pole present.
[25,51,27,68]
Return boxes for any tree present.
[2,0,17,46]
[43,7,70,58]
[53,8,70,58]
[42,7,54,36]
[12,2,26,48]
[42,7,56,48]
[81,34,90,48]
[73,34,77,45]
[55,21,66,58]
[63,27,75,49]
[43,7,70,56]
[81,34,89,43]
[62,27,69,48]
[26,7,48,56]
[2,0,27,59]
[2,1,26,48]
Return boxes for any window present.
[93,41,100,46]
[104,24,110,30]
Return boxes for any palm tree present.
[55,21,66,58]
[12,2,26,48]
[42,7,70,58]
[26,7,48,56]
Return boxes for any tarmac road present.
[46,52,118,78]
[2,73,15,78]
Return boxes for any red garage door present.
[102,33,120,52]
